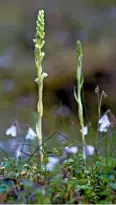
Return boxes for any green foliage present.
[0,153,116,203]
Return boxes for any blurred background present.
[0,0,116,152]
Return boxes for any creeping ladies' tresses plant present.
[33,10,48,164]
[74,41,86,160]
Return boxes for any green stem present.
[37,77,43,164]
[74,41,86,160]
[34,10,45,165]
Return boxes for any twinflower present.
[98,114,111,132]
[85,145,95,156]
[6,122,17,137]
[25,127,37,140]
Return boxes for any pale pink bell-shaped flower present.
[25,127,37,140]
[6,124,17,137]
[46,157,59,171]
[85,145,95,156]
[65,146,78,154]
[98,114,111,132]
[80,126,88,136]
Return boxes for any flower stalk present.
[74,41,86,160]
[33,10,46,164]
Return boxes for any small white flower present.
[34,72,48,84]
[46,157,59,171]
[43,72,48,78]
[85,145,95,156]
[25,127,37,140]
[6,125,17,137]
[34,78,38,84]
[98,114,111,132]
[65,146,78,154]
[80,126,88,136]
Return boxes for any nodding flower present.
[25,126,37,140]
[6,121,19,137]
[85,145,95,156]
[98,114,111,132]
[64,146,78,154]
[46,156,60,171]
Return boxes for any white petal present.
[28,127,37,137]
[25,127,37,140]
[80,126,88,136]
[46,157,59,171]
[48,157,59,164]
[6,125,17,137]
[46,163,54,171]
[65,146,78,154]
[99,124,108,132]
[43,72,48,78]
[25,133,33,140]
[85,145,95,156]
[98,114,111,132]
[99,114,110,125]
[34,78,38,84]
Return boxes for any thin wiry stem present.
[96,88,107,144]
